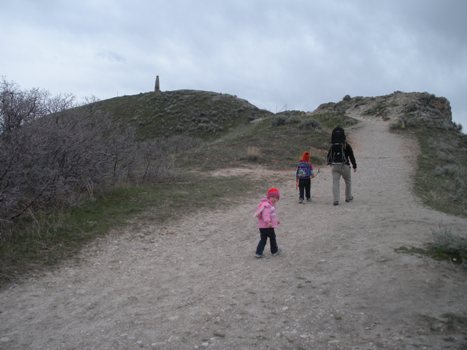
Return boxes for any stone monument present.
[154,76,160,92]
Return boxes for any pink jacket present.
[254,198,279,228]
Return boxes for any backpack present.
[296,161,312,179]
[328,143,347,164]
[328,127,347,164]
[331,127,346,143]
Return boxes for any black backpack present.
[328,127,347,164]
[331,127,346,144]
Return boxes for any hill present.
[2,93,467,349]
[59,88,466,215]
[87,89,273,139]
[1,88,466,287]
[78,89,358,169]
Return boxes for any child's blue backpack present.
[296,161,312,179]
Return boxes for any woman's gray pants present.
[332,164,352,203]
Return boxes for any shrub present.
[429,226,467,264]
[396,226,467,265]
[271,116,287,127]
[0,107,196,235]
[300,119,321,130]
[285,116,301,125]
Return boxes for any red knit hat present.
[267,187,280,199]
[301,152,310,162]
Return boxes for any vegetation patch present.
[0,175,260,287]
[414,127,466,217]
[177,111,356,170]
[388,123,467,217]
[395,227,467,265]
[88,90,273,140]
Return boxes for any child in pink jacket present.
[254,187,281,258]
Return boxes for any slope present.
[0,112,466,349]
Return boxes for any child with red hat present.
[254,187,281,258]
[295,151,318,203]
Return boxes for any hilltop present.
[311,91,466,217]
[314,91,457,130]
[86,90,274,139]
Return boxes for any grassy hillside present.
[88,90,273,140]
[178,110,359,170]
[84,90,358,169]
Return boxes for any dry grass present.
[246,146,261,161]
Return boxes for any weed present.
[428,226,467,263]
[395,226,467,265]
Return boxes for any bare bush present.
[0,111,112,222]
[80,95,100,105]
[0,80,198,235]
[0,78,75,138]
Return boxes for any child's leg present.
[298,180,305,200]
[268,228,278,254]
[305,178,311,199]
[256,229,268,255]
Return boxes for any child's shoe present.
[272,249,281,256]
[255,254,263,258]
[298,198,303,204]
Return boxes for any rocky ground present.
[1,117,466,350]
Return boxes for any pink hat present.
[267,187,280,199]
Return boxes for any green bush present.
[428,226,467,263]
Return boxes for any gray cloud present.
[1,0,466,127]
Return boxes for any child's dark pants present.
[256,228,278,255]
[298,178,311,200]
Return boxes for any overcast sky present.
[2,0,466,128]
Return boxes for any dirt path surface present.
[1,118,467,350]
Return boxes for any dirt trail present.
[1,118,467,350]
